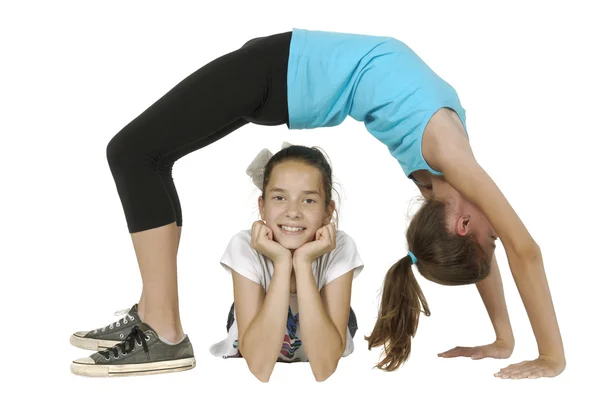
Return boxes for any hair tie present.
[407,251,417,265]
[246,141,293,190]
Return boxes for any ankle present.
[143,317,184,343]
[154,326,185,344]
[158,331,186,345]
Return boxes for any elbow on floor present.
[311,360,340,382]
[247,361,274,383]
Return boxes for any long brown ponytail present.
[365,255,430,371]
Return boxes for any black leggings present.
[106,32,292,233]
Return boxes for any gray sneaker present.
[71,323,195,377]
[70,304,142,351]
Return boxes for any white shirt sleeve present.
[321,231,364,288]
[219,230,265,287]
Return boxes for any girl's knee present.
[106,127,146,168]
[106,132,129,166]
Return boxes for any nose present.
[285,201,301,219]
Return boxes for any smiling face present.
[258,160,334,250]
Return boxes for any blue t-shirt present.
[286,28,468,181]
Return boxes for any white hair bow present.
[246,141,293,190]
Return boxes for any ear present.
[324,200,336,225]
[454,214,471,237]
[258,195,265,220]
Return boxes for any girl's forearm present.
[294,263,345,381]
[476,254,514,345]
[239,261,292,382]
[509,248,565,360]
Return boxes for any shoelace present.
[100,326,149,360]
[93,308,135,334]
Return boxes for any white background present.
[1,0,598,396]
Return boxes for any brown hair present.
[365,198,491,371]
[262,145,339,225]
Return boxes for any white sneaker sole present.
[70,357,196,377]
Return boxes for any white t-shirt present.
[209,229,364,362]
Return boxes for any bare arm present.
[476,253,515,347]
[233,258,292,382]
[439,253,515,360]
[294,263,353,382]
[423,109,565,364]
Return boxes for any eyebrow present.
[269,187,321,196]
